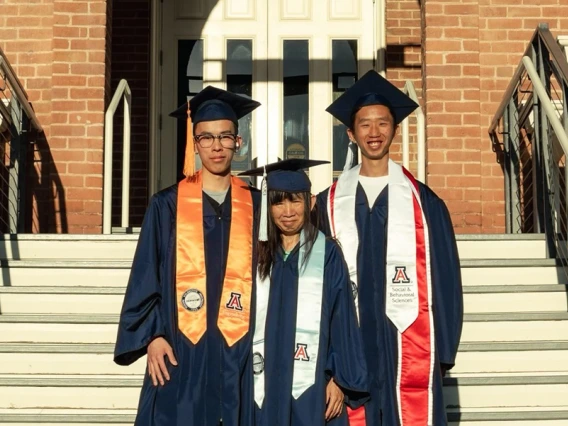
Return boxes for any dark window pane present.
[177,40,203,179]
[227,39,253,172]
[283,40,309,161]
[332,40,358,178]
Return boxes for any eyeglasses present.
[194,133,238,148]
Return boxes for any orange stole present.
[176,172,253,347]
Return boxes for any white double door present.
[159,0,375,192]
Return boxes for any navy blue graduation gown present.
[254,235,368,426]
[114,184,259,426]
[315,182,463,426]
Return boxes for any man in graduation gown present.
[114,86,261,426]
[239,159,369,426]
[314,70,463,426]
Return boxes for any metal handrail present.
[0,47,42,132]
[103,79,131,234]
[402,80,426,182]
[490,23,568,133]
[523,56,568,152]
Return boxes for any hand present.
[147,337,178,386]
[325,378,344,421]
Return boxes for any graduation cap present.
[169,86,261,177]
[326,70,419,128]
[239,158,329,241]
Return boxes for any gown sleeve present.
[324,241,369,408]
[423,187,464,370]
[114,194,168,366]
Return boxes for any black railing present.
[490,23,568,264]
[0,47,43,234]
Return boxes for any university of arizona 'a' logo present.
[392,266,411,284]
[294,343,310,362]
[226,292,243,311]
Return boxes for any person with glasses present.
[239,159,368,426]
[114,86,261,426]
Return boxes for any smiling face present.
[270,192,306,237]
[347,104,397,162]
[193,119,241,176]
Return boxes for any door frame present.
[148,0,387,197]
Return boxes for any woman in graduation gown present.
[239,159,368,426]
[114,86,261,426]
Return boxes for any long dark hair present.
[257,190,319,280]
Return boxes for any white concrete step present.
[1,312,567,344]
[2,259,565,289]
[0,233,547,261]
[454,341,568,374]
[0,343,146,375]
[460,259,567,285]
[1,259,131,287]
[2,374,567,410]
[455,234,547,259]
[0,287,125,314]
[462,312,568,342]
[0,409,135,426]
[447,406,568,425]
[442,373,568,409]
[0,235,137,260]
[3,341,567,376]
[3,284,566,315]
[463,285,568,313]
[2,407,568,426]
[0,344,144,375]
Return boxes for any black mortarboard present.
[239,159,329,241]
[326,70,418,127]
[169,85,260,125]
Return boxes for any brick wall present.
[1,0,110,233]
[385,0,423,175]
[110,0,151,228]
[423,1,568,233]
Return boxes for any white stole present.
[252,230,326,405]
[326,159,424,330]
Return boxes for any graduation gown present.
[114,184,259,426]
[315,182,463,426]
[254,235,368,426]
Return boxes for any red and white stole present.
[327,160,435,426]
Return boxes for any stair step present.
[447,406,568,424]
[2,407,568,425]
[2,374,567,410]
[1,260,130,287]
[0,233,546,261]
[463,291,567,313]
[460,259,566,285]
[2,341,565,375]
[2,312,567,343]
[0,234,138,260]
[441,374,568,409]
[456,234,547,259]
[3,285,566,315]
[0,409,135,425]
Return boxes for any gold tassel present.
[183,101,196,179]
